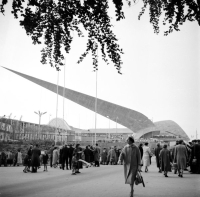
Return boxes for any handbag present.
[135,170,145,187]
[192,158,197,165]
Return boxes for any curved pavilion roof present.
[49,118,71,131]
[134,120,190,141]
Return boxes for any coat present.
[101,150,108,163]
[84,148,91,163]
[154,146,162,168]
[159,148,172,172]
[142,146,152,167]
[52,149,59,165]
[174,144,187,170]
[31,147,41,167]
[17,152,22,164]
[93,147,100,162]
[107,149,116,162]
[119,143,141,185]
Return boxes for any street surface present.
[0,157,200,197]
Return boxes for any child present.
[23,154,29,173]
[43,150,49,172]
[71,154,78,175]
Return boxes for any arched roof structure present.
[134,120,190,141]
[49,118,71,130]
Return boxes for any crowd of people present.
[1,138,200,197]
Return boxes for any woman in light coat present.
[52,147,59,167]
[142,142,153,172]
[17,149,22,166]
[118,136,141,197]
[174,139,188,177]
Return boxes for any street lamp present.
[34,111,47,139]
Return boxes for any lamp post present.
[34,111,47,139]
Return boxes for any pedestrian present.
[108,147,116,165]
[23,152,29,173]
[0,150,7,167]
[193,139,200,174]
[68,144,74,170]
[27,145,33,172]
[49,144,55,167]
[73,144,82,173]
[52,147,59,168]
[101,148,108,165]
[142,142,153,172]
[93,143,101,167]
[159,144,172,177]
[154,143,162,173]
[84,146,91,164]
[71,154,78,175]
[43,150,49,172]
[31,144,41,173]
[62,144,69,170]
[7,150,13,166]
[138,144,143,172]
[118,136,141,197]
[174,140,188,177]
[171,140,179,174]
[17,149,22,166]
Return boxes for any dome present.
[49,118,71,130]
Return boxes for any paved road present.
[0,157,200,197]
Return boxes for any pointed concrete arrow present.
[2,67,154,132]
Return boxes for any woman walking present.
[174,140,188,177]
[52,147,59,168]
[118,136,141,197]
[142,142,153,172]
[159,144,172,177]
[17,149,22,166]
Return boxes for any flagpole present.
[63,58,66,144]
[55,70,59,145]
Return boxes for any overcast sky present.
[0,1,199,139]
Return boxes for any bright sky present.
[0,1,199,139]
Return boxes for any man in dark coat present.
[154,143,162,173]
[62,144,69,170]
[159,144,172,177]
[84,146,91,163]
[194,139,200,174]
[68,144,74,170]
[31,144,41,173]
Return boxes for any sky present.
[0,1,199,140]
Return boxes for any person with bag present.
[174,140,188,177]
[118,136,141,197]
[142,142,153,172]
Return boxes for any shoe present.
[178,174,181,177]
[165,175,168,177]
[72,173,76,175]
[76,171,81,173]
[130,190,134,197]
